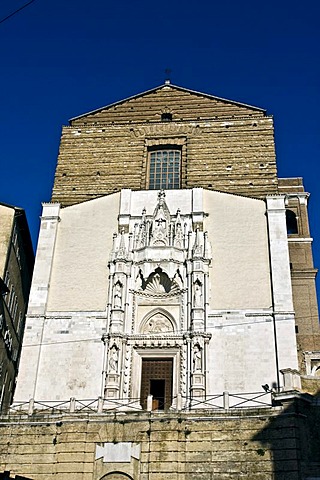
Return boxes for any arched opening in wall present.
[285,209,298,234]
[100,473,134,480]
[140,357,173,410]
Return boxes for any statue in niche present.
[117,229,127,258]
[174,223,183,248]
[139,224,146,247]
[173,271,183,289]
[158,190,165,205]
[135,271,143,290]
[174,209,184,248]
[113,282,122,309]
[152,215,167,245]
[108,345,119,373]
[193,344,202,372]
[193,228,203,256]
[153,273,165,292]
[193,280,202,307]
[150,190,170,246]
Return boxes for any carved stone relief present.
[122,345,131,395]
[131,124,196,137]
[180,342,187,397]
[142,312,174,334]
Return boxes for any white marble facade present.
[15,188,298,408]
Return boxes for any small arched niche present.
[144,268,172,294]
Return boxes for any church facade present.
[15,82,319,406]
[4,83,320,479]
[15,188,300,407]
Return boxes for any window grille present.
[148,148,181,190]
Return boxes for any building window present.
[286,209,298,235]
[4,271,10,289]
[148,147,181,190]
[17,311,23,337]
[12,224,21,268]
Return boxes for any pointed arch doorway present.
[140,358,173,410]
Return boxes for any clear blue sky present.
[1,0,319,297]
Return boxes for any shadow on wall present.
[253,390,320,480]
[0,472,32,480]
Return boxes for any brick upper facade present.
[51,84,278,206]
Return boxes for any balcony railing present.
[7,391,273,417]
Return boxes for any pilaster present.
[266,196,293,312]
[15,203,61,401]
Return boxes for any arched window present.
[285,210,298,235]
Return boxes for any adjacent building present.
[0,203,34,412]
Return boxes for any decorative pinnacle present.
[158,190,166,204]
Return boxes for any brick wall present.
[51,86,278,206]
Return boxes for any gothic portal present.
[102,190,212,409]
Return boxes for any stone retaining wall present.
[0,399,318,480]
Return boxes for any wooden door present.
[140,358,173,410]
